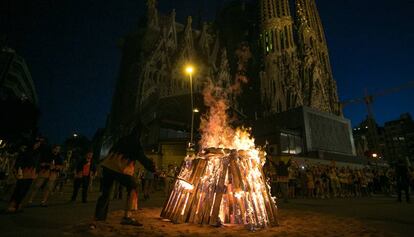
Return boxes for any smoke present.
[199,43,252,149]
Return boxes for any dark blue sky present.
[2,0,413,143]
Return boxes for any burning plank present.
[160,147,278,228]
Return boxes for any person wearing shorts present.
[91,124,155,228]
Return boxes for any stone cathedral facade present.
[106,0,230,143]
[259,0,340,115]
[105,0,355,163]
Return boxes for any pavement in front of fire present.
[0,184,413,237]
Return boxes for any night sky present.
[1,0,413,143]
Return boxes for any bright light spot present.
[300,165,305,170]
[179,180,194,190]
[185,65,194,74]
[372,153,378,158]
[73,134,78,137]
[234,191,244,199]
[193,108,199,113]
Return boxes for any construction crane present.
[340,80,414,157]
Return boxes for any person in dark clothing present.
[269,158,292,203]
[395,157,411,203]
[91,124,155,228]
[28,143,56,206]
[7,139,42,213]
[71,151,95,203]
[30,145,63,206]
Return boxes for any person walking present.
[71,150,95,203]
[91,124,155,228]
[32,145,63,206]
[7,139,41,213]
[27,141,52,206]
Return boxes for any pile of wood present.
[160,148,278,229]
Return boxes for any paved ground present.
[281,197,414,237]
[0,184,413,237]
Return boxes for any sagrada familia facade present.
[259,0,340,114]
[105,0,351,159]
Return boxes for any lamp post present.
[185,65,195,148]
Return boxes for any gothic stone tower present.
[295,0,340,115]
[259,0,302,114]
[259,0,340,116]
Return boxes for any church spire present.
[259,0,301,114]
[147,0,159,29]
[295,0,340,114]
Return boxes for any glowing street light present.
[185,64,196,147]
[185,65,194,74]
[372,153,378,158]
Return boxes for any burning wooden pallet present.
[160,148,278,229]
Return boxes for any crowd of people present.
[1,132,412,227]
[266,158,413,203]
[0,136,178,214]
[0,136,101,213]
[0,125,163,226]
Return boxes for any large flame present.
[198,80,257,151]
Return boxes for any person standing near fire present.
[265,145,291,203]
[164,164,176,196]
[90,123,155,228]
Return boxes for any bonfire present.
[160,129,278,229]
[160,46,278,229]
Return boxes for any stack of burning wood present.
[160,148,278,229]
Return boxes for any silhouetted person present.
[71,150,95,203]
[91,124,155,228]
[269,157,291,203]
[7,139,41,213]
[395,157,411,203]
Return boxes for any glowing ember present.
[161,148,278,228]
[179,180,194,190]
[234,191,244,199]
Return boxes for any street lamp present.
[185,65,195,147]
